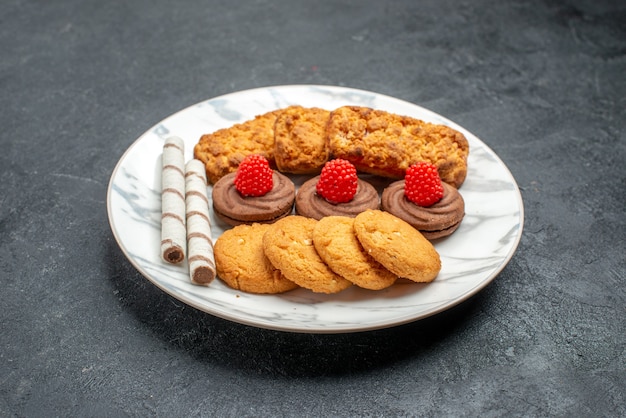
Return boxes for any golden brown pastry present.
[326,106,469,188]
[273,106,331,174]
[193,108,285,184]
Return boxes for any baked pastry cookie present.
[353,210,441,283]
[326,106,469,188]
[274,106,331,174]
[214,223,299,294]
[312,216,397,290]
[263,216,352,294]
[193,108,286,184]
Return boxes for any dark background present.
[1,0,624,416]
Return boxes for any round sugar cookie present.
[214,223,298,294]
[353,210,441,283]
[312,216,397,290]
[262,216,352,294]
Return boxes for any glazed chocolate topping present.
[212,171,295,222]
[295,176,380,220]
[381,181,464,232]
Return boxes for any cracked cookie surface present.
[214,223,298,294]
[353,210,441,283]
[313,216,397,290]
[263,216,352,294]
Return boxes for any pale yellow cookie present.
[353,210,441,282]
[313,216,397,290]
[262,216,352,294]
[214,223,298,294]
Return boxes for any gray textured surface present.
[1,0,624,416]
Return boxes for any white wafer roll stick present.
[161,136,186,264]
[185,159,216,285]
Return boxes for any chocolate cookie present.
[295,176,379,220]
[381,181,465,240]
[212,171,295,226]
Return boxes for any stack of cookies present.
[200,105,465,294]
[194,105,469,188]
[214,210,441,294]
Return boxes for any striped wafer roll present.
[161,136,186,264]
[185,159,216,285]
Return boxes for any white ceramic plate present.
[106,85,524,333]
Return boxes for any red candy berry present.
[404,162,444,207]
[316,159,358,203]
[234,154,274,196]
